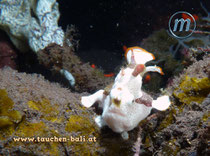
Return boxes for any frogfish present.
[81,46,171,139]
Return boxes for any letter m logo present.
[173,18,191,32]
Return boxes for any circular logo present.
[168,11,196,39]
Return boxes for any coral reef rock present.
[136,54,210,156]
[38,43,113,92]
[0,67,106,155]
[0,0,64,52]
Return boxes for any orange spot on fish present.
[182,13,198,22]
[104,73,115,77]
[144,74,151,83]
[91,64,96,68]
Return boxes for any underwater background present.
[0,0,209,155]
[59,0,209,73]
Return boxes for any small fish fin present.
[144,66,164,75]
[81,90,105,108]
[157,67,164,75]
[126,47,155,65]
[152,95,171,111]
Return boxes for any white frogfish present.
[81,46,171,139]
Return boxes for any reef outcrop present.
[133,54,210,156]
[0,0,64,52]
[0,67,104,155]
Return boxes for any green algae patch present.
[157,108,177,132]
[162,139,180,156]
[144,135,153,149]
[0,89,22,132]
[0,89,22,126]
[67,140,100,156]
[173,76,210,104]
[16,121,49,137]
[202,113,209,122]
[65,115,97,136]
[9,121,62,156]
[65,115,100,156]
[0,116,13,127]
[15,121,60,141]
[27,99,63,123]
[199,112,210,127]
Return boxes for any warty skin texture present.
[81,47,171,139]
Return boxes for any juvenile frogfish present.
[81,46,171,140]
